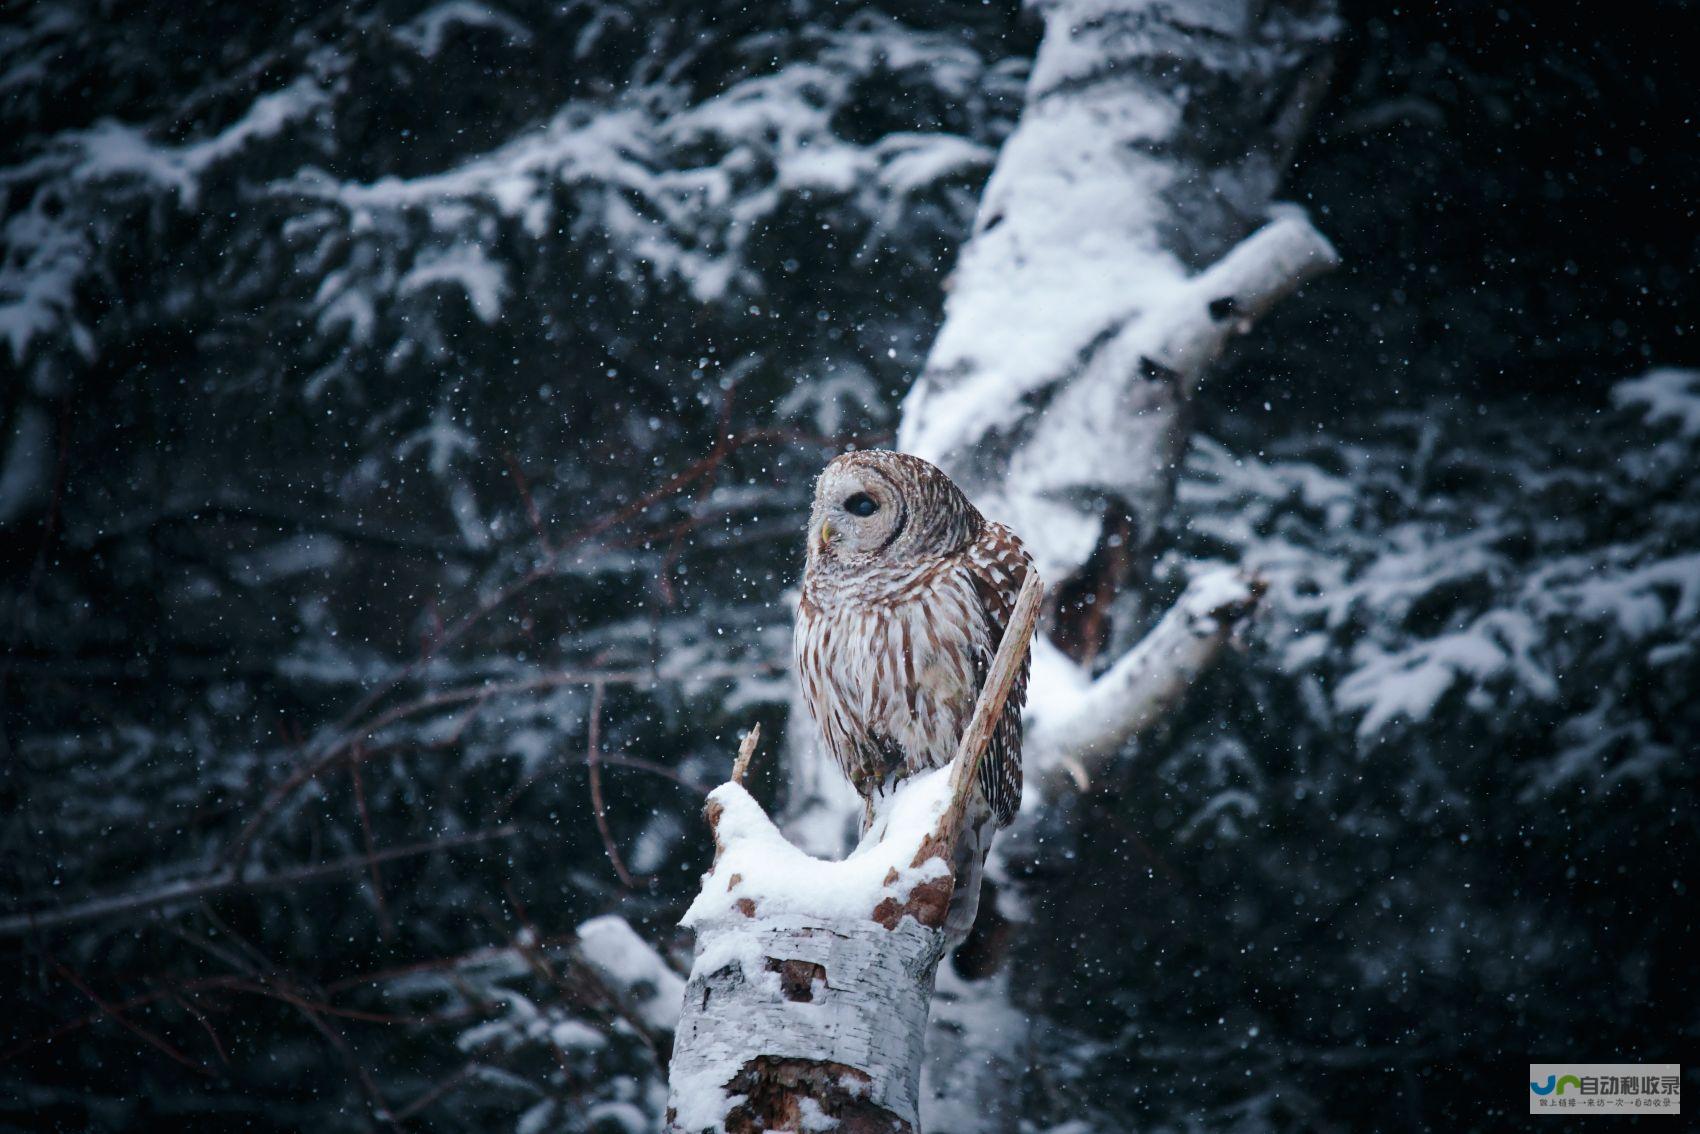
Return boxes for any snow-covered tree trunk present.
[774,1,1340,1128]
[669,580,1042,1132]
[902,0,1337,648]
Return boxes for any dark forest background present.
[2,1,1696,1131]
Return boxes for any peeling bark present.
[724,1057,912,1134]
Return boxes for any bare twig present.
[503,749,712,813]
[731,723,762,785]
[168,990,232,1068]
[0,826,519,939]
[348,758,395,938]
[392,1061,478,1122]
[46,957,211,1077]
[271,983,401,1128]
[503,450,555,560]
[584,682,640,889]
[938,573,1046,848]
[221,662,766,869]
[4,942,537,1066]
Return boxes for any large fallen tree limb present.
[667,575,1044,1133]
[1027,568,1265,793]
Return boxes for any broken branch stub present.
[666,576,1043,1132]
[731,723,762,786]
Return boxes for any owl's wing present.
[963,521,1034,828]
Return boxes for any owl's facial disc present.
[812,467,902,560]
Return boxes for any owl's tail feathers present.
[943,815,992,951]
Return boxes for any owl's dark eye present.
[842,492,879,517]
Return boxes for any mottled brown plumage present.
[793,450,1033,943]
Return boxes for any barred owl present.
[794,449,1033,945]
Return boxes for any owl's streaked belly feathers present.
[795,521,1029,828]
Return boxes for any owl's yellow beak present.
[816,519,833,551]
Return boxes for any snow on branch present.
[575,915,687,1038]
[1613,366,1700,438]
[898,0,1339,594]
[666,576,1043,1133]
[1026,570,1263,793]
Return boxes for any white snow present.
[74,77,328,206]
[398,244,509,323]
[897,9,1337,589]
[627,811,685,876]
[1541,550,1700,639]
[670,769,963,1131]
[682,768,953,931]
[1614,366,1700,438]
[0,202,94,366]
[395,2,532,58]
[796,1097,841,1132]
[1336,610,1557,739]
[775,363,883,436]
[1179,567,1255,625]
[575,914,686,1034]
[0,404,50,525]
[515,1101,555,1134]
[230,536,343,585]
[582,1101,651,1134]
[1025,569,1255,787]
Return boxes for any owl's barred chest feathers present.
[793,452,1031,831]
[797,557,987,792]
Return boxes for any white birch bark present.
[667,782,953,1133]
[901,0,1338,598]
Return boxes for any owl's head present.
[806,450,980,574]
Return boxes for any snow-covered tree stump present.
[667,576,1043,1133]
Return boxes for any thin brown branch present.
[209,423,851,875]
[392,1061,479,1122]
[46,958,211,1077]
[168,990,232,1068]
[3,944,535,1066]
[584,682,641,889]
[221,662,765,869]
[503,450,555,560]
[349,758,394,938]
[938,573,1046,849]
[503,749,713,814]
[731,723,762,785]
[0,826,519,939]
[269,982,400,1128]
